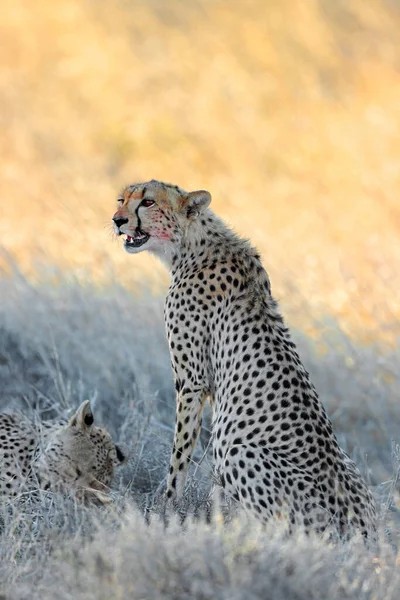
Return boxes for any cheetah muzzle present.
[125,230,150,250]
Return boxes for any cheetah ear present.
[185,190,211,219]
[68,400,94,431]
[114,443,129,465]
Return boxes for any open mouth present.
[124,231,150,248]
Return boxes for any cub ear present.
[185,190,211,219]
[68,400,94,431]
[115,442,129,465]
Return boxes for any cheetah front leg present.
[166,387,208,501]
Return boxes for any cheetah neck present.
[149,241,177,271]
[168,210,252,273]
[164,208,281,320]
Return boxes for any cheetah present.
[112,179,377,537]
[0,400,127,503]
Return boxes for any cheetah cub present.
[0,401,127,503]
[113,180,377,537]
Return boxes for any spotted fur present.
[0,401,127,503]
[113,180,377,536]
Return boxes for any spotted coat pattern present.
[113,180,377,537]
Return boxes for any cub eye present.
[140,199,155,208]
[117,198,124,206]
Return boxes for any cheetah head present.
[39,400,128,504]
[112,179,211,261]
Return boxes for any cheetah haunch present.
[0,400,127,503]
[113,180,377,537]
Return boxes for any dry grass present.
[1,0,400,340]
[0,273,400,599]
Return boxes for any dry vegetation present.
[1,274,400,599]
[1,0,400,598]
[1,0,400,338]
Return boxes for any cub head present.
[112,179,211,258]
[40,400,128,504]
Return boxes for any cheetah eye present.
[140,199,155,208]
[117,198,124,205]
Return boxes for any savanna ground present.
[1,0,400,598]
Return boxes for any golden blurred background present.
[1,0,400,340]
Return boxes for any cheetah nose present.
[113,216,129,229]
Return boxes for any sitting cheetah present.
[113,180,377,537]
[0,400,127,503]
